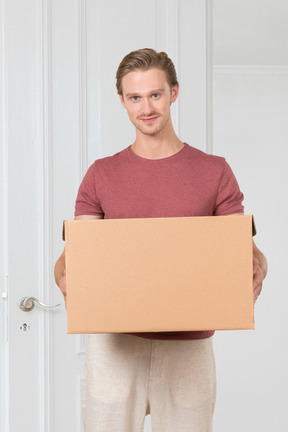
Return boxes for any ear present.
[170,83,179,103]
[119,94,127,109]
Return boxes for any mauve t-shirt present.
[74,143,244,340]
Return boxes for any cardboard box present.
[65,215,255,334]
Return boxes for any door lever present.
[19,296,61,312]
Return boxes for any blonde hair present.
[116,48,178,95]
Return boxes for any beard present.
[133,112,170,137]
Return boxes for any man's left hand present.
[253,255,264,303]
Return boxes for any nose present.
[141,98,154,116]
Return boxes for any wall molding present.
[155,0,179,69]
[77,377,84,432]
[76,334,88,356]
[92,0,102,159]
[214,65,288,75]
[37,0,53,430]
[155,0,179,133]
[77,0,89,359]
[0,0,9,429]
[78,0,88,177]
[206,0,213,155]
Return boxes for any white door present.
[0,1,212,431]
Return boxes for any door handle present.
[19,296,61,312]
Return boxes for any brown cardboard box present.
[65,215,255,334]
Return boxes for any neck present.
[132,121,184,160]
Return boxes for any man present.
[54,48,267,432]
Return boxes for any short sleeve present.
[74,163,104,217]
[214,161,244,215]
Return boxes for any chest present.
[97,165,218,219]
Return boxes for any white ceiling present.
[213,0,288,65]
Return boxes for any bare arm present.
[54,215,103,305]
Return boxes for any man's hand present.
[58,269,67,308]
[253,241,267,304]
[253,256,264,303]
[54,248,66,307]
[54,215,103,308]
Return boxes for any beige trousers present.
[82,333,216,432]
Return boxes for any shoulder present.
[185,144,224,162]
[88,147,129,173]
[184,144,226,171]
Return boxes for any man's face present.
[120,68,179,137]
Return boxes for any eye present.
[130,96,139,102]
[152,93,160,99]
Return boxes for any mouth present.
[140,116,159,123]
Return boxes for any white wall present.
[213,67,288,431]
[213,0,288,65]
[213,2,288,429]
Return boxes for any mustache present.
[137,113,160,119]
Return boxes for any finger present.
[253,259,259,276]
[253,280,263,302]
[253,274,260,289]
[59,281,67,297]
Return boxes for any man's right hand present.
[58,269,67,307]
[54,248,66,305]
[54,215,103,308]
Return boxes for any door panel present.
[0,1,211,431]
